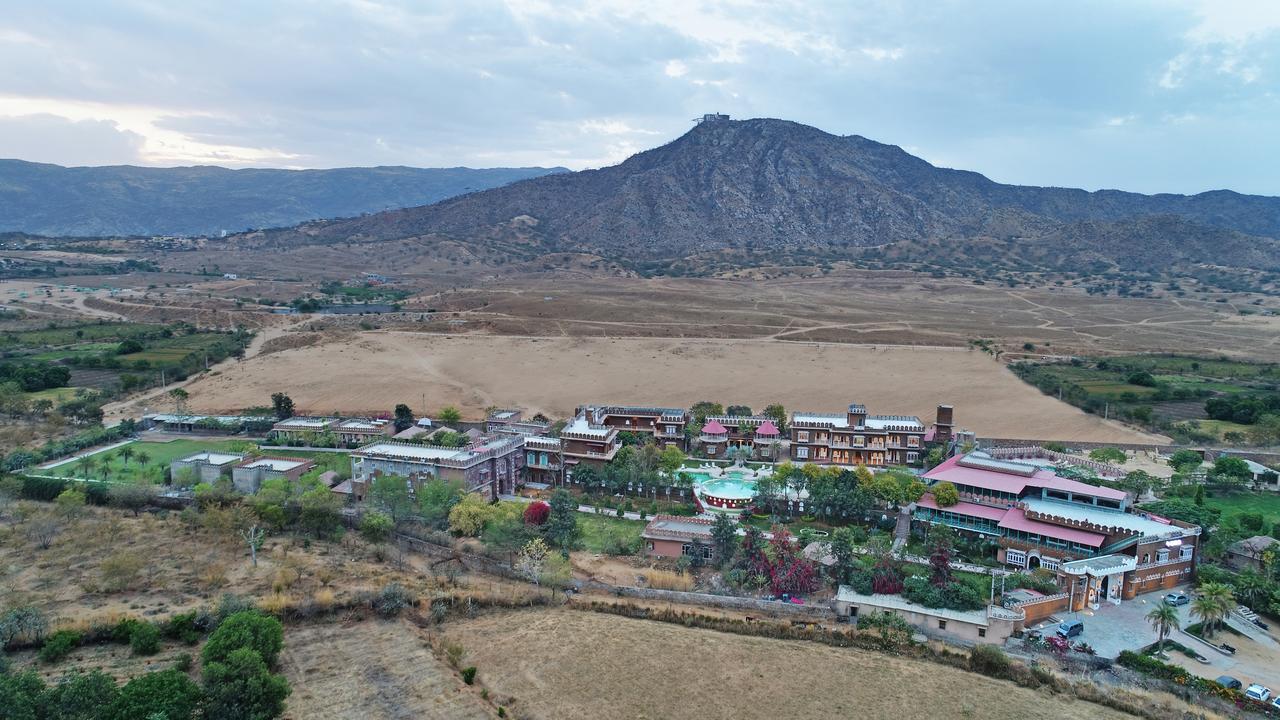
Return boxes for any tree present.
[368,474,416,524]
[54,488,87,518]
[106,669,203,720]
[828,526,863,584]
[658,445,686,477]
[438,406,462,425]
[118,445,135,467]
[392,403,414,432]
[134,449,151,469]
[1192,582,1234,638]
[762,403,787,431]
[927,524,954,587]
[1088,447,1126,464]
[109,480,155,516]
[360,511,394,545]
[766,527,818,596]
[710,512,738,568]
[931,481,959,507]
[239,524,267,567]
[1210,456,1251,485]
[544,489,580,552]
[203,611,285,668]
[725,404,753,416]
[168,387,189,414]
[523,500,551,526]
[270,392,294,420]
[515,538,550,586]
[448,493,496,537]
[202,646,291,720]
[1119,470,1156,498]
[1145,602,1180,658]
[688,401,723,424]
[47,669,120,720]
[1232,570,1273,609]
[418,477,465,528]
[1168,449,1203,473]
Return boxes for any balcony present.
[701,432,728,444]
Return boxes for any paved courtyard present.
[1024,586,1194,659]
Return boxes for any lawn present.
[1202,491,1280,526]
[21,386,82,404]
[576,511,645,554]
[1177,418,1253,441]
[35,438,251,481]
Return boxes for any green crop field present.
[0,322,165,348]
[1202,491,1280,526]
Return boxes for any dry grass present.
[645,568,694,591]
[278,619,494,720]
[443,608,1137,720]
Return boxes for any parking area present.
[1025,586,1194,659]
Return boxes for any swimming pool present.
[691,470,758,510]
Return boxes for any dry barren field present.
[280,620,494,720]
[183,332,1163,442]
[443,609,1132,720]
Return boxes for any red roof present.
[915,494,1009,522]
[924,454,1127,502]
[701,419,728,434]
[997,506,1106,547]
[755,420,779,436]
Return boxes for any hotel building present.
[699,415,781,460]
[575,405,689,450]
[788,403,951,467]
[349,435,525,500]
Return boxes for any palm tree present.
[134,450,151,469]
[118,446,135,467]
[1146,602,1180,657]
[75,457,92,480]
[1232,571,1273,610]
[1193,582,1235,637]
[82,456,99,481]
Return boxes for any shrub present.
[163,612,202,645]
[202,611,284,668]
[130,622,160,656]
[39,629,81,663]
[202,646,291,720]
[112,617,143,644]
[172,652,193,673]
[106,669,203,720]
[523,501,550,526]
[461,666,477,685]
[373,582,416,617]
[931,482,959,507]
[969,644,1011,676]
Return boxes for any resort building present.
[575,405,689,449]
[231,456,315,494]
[349,435,525,500]
[486,409,552,437]
[560,413,622,472]
[832,588,1025,646]
[642,515,715,561]
[334,419,392,446]
[143,413,272,434]
[699,415,781,460]
[788,403,950,467]
[522,435,563,486]
[270,417,337,441]
[1225,536,1279,573]
[913,452,1201,610]
[170,451,245,484]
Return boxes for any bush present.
[373,582,416,617]
[112,617,143,644]
[130,622,160,656]
[106,669,203,720]
[202,611,284,668]
[969,644,1011,675]
[172,652,193,673]
[163,612,202,645]
[39,629,81,663]
[461,666,477,685]
[523,501,550,526]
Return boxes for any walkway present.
[36,438,135,470]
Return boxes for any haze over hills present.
[255,117,1280,276]
[0,160,566,237]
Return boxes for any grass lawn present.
[1177,418,1253,441]
[576,511,645,554]
[21,387,82,404]
[34,437,251,481]
[1202,491,1280,525]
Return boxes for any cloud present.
[0,114,145,166]
[664,59,688,77]
[860,46,903,62]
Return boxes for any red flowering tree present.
[766,527,819,596]
[927,525,954,587]
[523,500,551,526]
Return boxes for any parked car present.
[1057,620,1084,638]
[1164,592,1189,606]
[1271,696,1280,710]
[1245,684,1272,702]
[1216,676,1242,690]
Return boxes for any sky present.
[1,0,1278,195]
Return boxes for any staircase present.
[892,506,912,550]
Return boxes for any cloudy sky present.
[2,0,1278,194]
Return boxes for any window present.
[1142,553,1149,564]
[646,542,654,551]
[666,425,676,434]
[908,436,920,448]
[1005,549,1027,568]
[681,544,692,556]
[907,452,919,463]
[702,546,712,560]
[796,431,810,442]
[796,447,809,459]
[938,620,947,630]
[978,628,986,638]
[707,446,716,455]
[850,607,858,618]
[1180,546,1193,560]
[1156,548,1169,562]
[1040,559,1060,571]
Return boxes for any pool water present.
[697,474,757,500]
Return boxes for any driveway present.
[1025,586,1196,659]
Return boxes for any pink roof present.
[998,506,1106,547]
[755,420,779,436]
[924,454,1127,502]
[701,419,728,434]
[915,494,1009,523]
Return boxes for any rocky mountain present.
[0,160,566,237]
[214,118,1280,274]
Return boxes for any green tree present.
[1192,582,1234,638]
[1168,449,1203,473]
[447,493,496,537]
[1088,447,1126,464]
[931,481,960,507]
[106,669,203,720]
[109,480,155,517]
[417,477,465,528]
[658,445,686,477]
[134,450,152,468]
[392,403,414,433]
[270,392,294,420]
[1146,602,1180,658]
[438,406,462,425]
[1210,456,1251,485]
[118,445,135,467]
[828,526,863,585]
[0,671,48,720]
[710,512,738,568]
[544,489,580,552]
[168,387,189,414]
[688,401,723,425]
[368,474,416,524]
[202,646,291,720]
[360,511,394,544]
[203,611,285,668]
[48,669,120,719]
[762,403,787,431]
